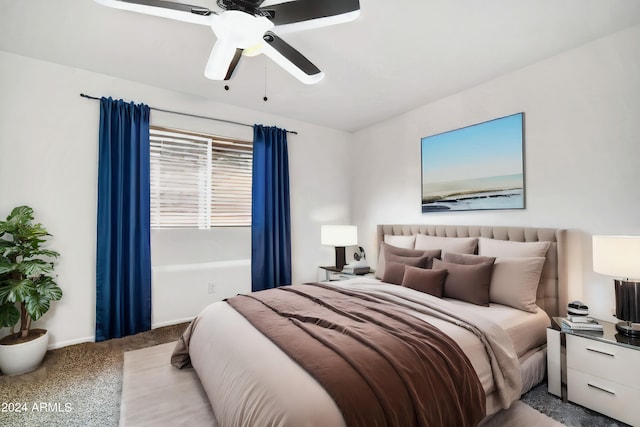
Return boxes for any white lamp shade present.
[593,235,640,280]
[321,225,358,247]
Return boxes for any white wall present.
[0,51,352,348]
[350,24,640,322]
[150,228,252,327]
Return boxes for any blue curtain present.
[251,125,292,292]
[95,97,152,342]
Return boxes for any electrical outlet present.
[208,283,216,294]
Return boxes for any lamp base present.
[334,246,346,271]
[615,321,640,337]
[614,279,640,336]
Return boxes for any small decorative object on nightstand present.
[547,317,640,426]
[567,300,589,317]
[342,246,370,275]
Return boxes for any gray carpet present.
[522,383,629,427]
[0,323,187,427]
[0,323,630,426]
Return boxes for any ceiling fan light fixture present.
[204,11,273,79]
[242,42,266,57]
[209,11,273,48]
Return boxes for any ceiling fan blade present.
[205,41,244,81]
[218,0,267,10]
[259,0,359,32]
[94,0,214,25]
[225,48,244,80]
[261,31,323,84]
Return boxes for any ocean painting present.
[421,113,525,213]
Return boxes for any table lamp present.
[321,225,358,271]
[592,235,640,336]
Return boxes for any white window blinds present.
[150,126,252,228]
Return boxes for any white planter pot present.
[0,330,49,376]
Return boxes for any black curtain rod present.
[79,93,298,135]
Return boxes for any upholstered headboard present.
[377,224,568,318]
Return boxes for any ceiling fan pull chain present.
[263,65,268,102]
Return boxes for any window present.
[150,126,252,229]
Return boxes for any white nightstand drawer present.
[566,334,640,386]
[567,369,640,426]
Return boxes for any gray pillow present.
[433,258,493,306]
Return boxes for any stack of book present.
[560,316,603,331]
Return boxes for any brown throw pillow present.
[402,265,447,297]
[433,258,493,306]
[443,252,496,266]
[376,242,441,279]
[383,241,441,259]
[382,262,407,285]
[382,255,430,285]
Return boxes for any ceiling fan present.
[94,0,361,84]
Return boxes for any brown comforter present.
[225,283,485,427]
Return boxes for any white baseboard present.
[48,336,95,350]
[46,319,192,350]
[152,317,194,329]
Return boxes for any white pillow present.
[414,234,478,254]
[383,234,416,249]
[478,237,550,258]
[490,257,546,313]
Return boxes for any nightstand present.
[318,266,373,282]
[547,317,640,426]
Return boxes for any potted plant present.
[0,206,62,375]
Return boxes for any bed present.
[171,224,567,426]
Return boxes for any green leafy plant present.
[0,206,62,342]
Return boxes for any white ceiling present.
[2,0,640,132]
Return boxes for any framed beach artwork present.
[421,112,525,213]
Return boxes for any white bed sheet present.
[443,298,551,357]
